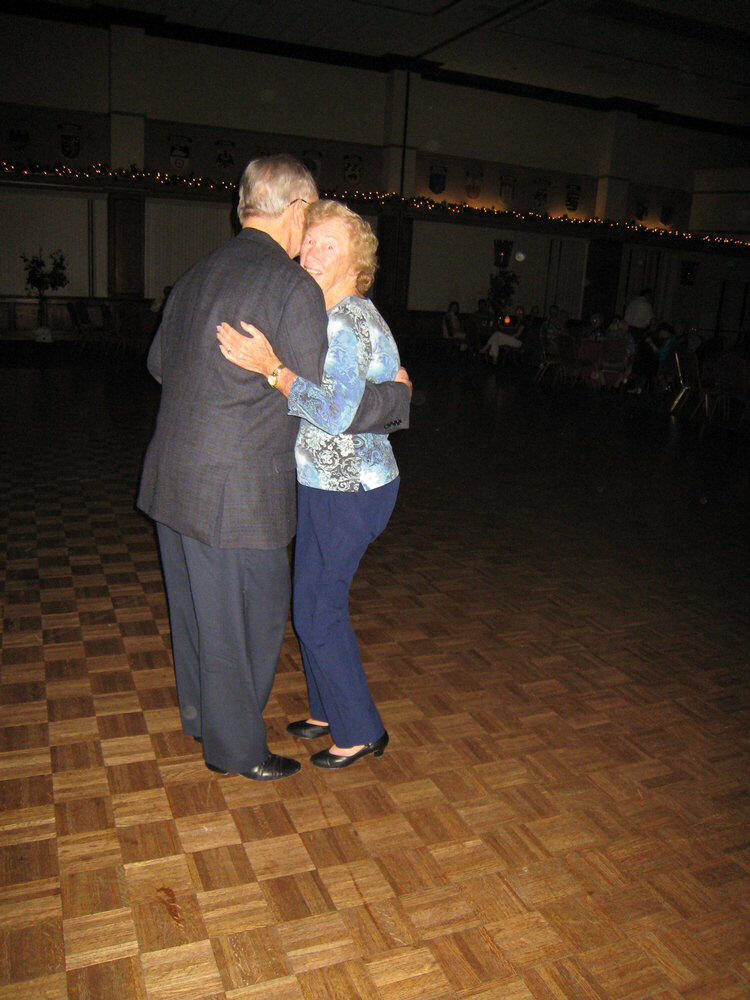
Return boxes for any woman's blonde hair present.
[304,200,378,295]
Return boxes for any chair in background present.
[701,353,749,427]
[556,332,583,383]
[670,351,701,415]
[595,336,631,388]
[577,338,602,386]
[67,301,96,342]
[534,329,562,384]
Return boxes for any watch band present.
[267,364,286,388]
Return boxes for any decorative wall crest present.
[499,175,517,205]
[169,135,192,173]
[343,153,362,185]
[532,178,551,209]
[302,149,323,182]
[565,182,581,212]
[215,139,235,170]
[465,165,483,199]
[58,123,81,159]
[429,162,447,195]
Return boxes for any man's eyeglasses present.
[288,198,309,207]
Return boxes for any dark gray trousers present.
[156,523,290,772]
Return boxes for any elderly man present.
[138,155,410,780]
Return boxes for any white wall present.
[117,33,386,146]
[144,199,236,299]
[0,187,107,297]
[408,220,588,317]
[0,15,109,113]
[2,11,748,232]
[691,169,750,237]
[410,78,602,177]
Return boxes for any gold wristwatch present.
[267,364,286,388]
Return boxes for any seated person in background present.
[628,321,674,394]
[540,304,564,355]
[596,319,635,386]
[695,332,723,370]
[686,323,702,353]
[479,320,523,364]
[471,298,494,353]
[522,305,543,364]
[581,312,604,340]
[510,305,526,340]
[624,288,654,339]
[651,322,677,389]
[605,315,635,357]
[442,300,467,351]
[527,305,541,330]
[672,317,689,352]
[606,315,628,336]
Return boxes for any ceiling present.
[28,1,750,126]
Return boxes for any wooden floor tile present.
[296,959,381,999]
[140,940,223,999]
[365,946,453,1000]
[1,354,748,998]
[340,898,420,960]
[275,911,358,974]
[63,908,138,970]
[212,926,287,988]
[0,916,64,983]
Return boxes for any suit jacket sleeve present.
[346,380,411,434]
[273,277,330,383]
[146,321,164,384]
[146,286,181,384]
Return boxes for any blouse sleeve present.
[286,312,367,435]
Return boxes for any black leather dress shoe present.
[244,753,301,780]
[287,720,330,739]
[206,753,300,780]
[310,731,388,769]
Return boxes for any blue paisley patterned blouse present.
[287,295,400,492]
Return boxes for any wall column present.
[374,205,413,324]
[595,110,632,222]
[111,114,145,170]
[381,69,416,196]
[108,192,144,299]
[109,25,148,169]
[595,176,630,221]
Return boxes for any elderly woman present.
[216,200,407,768]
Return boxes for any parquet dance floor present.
[1,349,748,999]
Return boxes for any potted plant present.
[488,266,518,320]
[20,248,68,341]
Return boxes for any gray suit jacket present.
[137,228,410,549]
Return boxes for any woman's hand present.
[394,366,412,396]
[216,321,280,377]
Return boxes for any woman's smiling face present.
[300,218,357,300]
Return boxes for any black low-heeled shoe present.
[287,719,330,739]
[310,731,388,769]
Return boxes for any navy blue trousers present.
[156,523,290,772]
[293,478,399,747]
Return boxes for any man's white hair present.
[237,154,318,223]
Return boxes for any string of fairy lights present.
[2,160,748,252]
